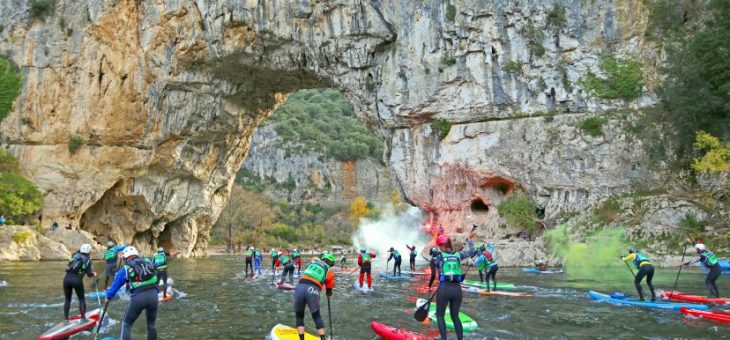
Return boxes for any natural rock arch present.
[0,0,657,256]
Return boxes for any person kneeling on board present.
[433,232,476,340]
[621,247,656,301]
[293,253,336,340]
[277,250,296,284]
[387,247,402,276]
[106,246,159,340]
[63,244,96,324]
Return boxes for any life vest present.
[153,252,167,270]
[484,251,493,261]
[361,252,371,263]
[293,250,300,258]
[633,252,651,269]
[410,248,417,257]
[246,249,253,257]
[392,250,401,260]
[440,252,463,282]
[302,259,330,286]
[66,252,89,275]
[124,258,157,293]
[280,255,291,265]
[255,250,262,258]
[104,248,116,262]
[271,250,278,258]
[701,250,719,267]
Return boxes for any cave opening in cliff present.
[470,198,489,216]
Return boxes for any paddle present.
[93,299,110,340]
[327,296,333,340]
[92,278,102,308]
[623,261,635,278]
[669,243,689,298]
[386,258,390,278]
[414,225,478,322]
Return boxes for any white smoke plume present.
[351,205,431,270]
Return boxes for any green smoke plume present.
[545,224,628,281]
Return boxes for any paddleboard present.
[37,308,100,340]
[660,290,730,305]
[352,280,374,293]
[275,281,296,290]
[270,323,319,340]
[588,291,710,311]
[680,308,730,324]
[379,273,414,281]
[461,285,531,297]
[86,291,107,299]
[522,267,564,274]
[400,270,428,276]
[370,320,434,340]
[461,280,515,290]
[416,299,478,331]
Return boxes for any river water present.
[1,256,728,339]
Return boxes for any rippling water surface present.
[1,257,728,339]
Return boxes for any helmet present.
[249,246,254,250]
[360,248,366,253]
[628,247,638,254]
[436,235,450,246]
[122,246,139,259]
[158,247,164,252]
[79,244,92,254]
[321,252,336,265]
[389,247,394,252]
[278,251,283,256]
[106,241,114,247]
[695,243,706,251]
[294,248,298,252]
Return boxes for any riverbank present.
[0,225,102,261]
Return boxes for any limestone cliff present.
[0,0,665,256]
[241,125,397,206]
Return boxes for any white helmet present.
[294,248,298,252]
[695,243,706,251]
[278,251,282,255]
[79,244,92,254]
[121,246,139,259]
[106,241,114,247]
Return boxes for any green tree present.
[0,57,23,122]
[497,193,537,232]
[0,172,43,223]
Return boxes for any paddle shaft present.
[327,296,333,340]
[93,278,101,307]
[624,261,636,278]
[93,299,110,340]
[670,244,689,296]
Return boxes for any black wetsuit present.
[635,264,656,301]
[486,264,499,291]
[122,288,158,340]
[428,248,440,288]
[293,280,325,330]
[388,252,402,276]
[245,254,253,276]
[706,263,722,298]
[280,262,295,284]
[433,241,475,340]
[63,252,94,320]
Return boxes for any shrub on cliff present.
[12,230,34,244]
[580,54,643,101]
[0,57,23,122]
[0,150,43,224]
[497,193,537,233]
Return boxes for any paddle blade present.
[413,302,430,322]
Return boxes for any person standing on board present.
[293,252,336,340]
[428,246,441,289]
[106,246,159,340]
[387,247,402,276]
[63,244,96,323]
[340,250,347,267]
[432,232,476,340]
[406,244,418,271]
[271,248,279,272]
[254,248,263,275]
[621,247,656,301]
[357,248,377,288]
[103,241,127,289]
[153,247,171,299]
[244,246,254,277]
[683,243,722,297]
[277,250,296,284]
[293,248,302,275]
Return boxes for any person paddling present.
[683,243,722,297]
[406,244,417,271]
[244,246,254,277]
[103,241,127,289]
[387,247,402,276]
[621,247,656,301]
[254,248,263,275]
[357,248,377,288]
[293,248,302,275]
[63,244,96,324]
[277,250,295,284]
[339,250,347,267]
[271,248,279,272]
[293,252,336,340]
[153,247,172,299]
[483,243,499,291]
[106,246,159,340]
[428,246,441,289]
[433,232,476,340]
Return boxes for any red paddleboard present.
[680,308,730,324]
[159,294,173,302]
[370,321,435,340]
[37,308,101,340]
[660,290,730,305]
[275,281,296,290]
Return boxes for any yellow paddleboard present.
[270,324,319,340]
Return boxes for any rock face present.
[0,0,662,256]
[0,225,104,261]
[242,125,398,206]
